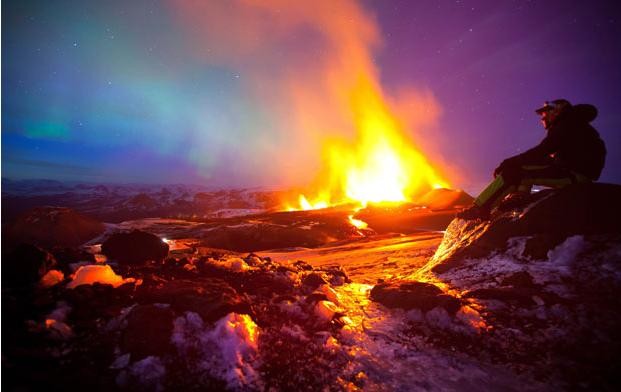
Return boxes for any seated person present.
[459,99,606,220]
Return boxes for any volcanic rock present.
[302,272,328,289]
[411,182,621,389]
[102,230,169,265]
[200,223,335,252]
[370,281,461,314]
[418,188,474,210]
[2,243,57,287]
[121,304,175,360]
[425,183,621,274]
[6,206,105,248]
[354,202,458,233]
[137,278,250,323]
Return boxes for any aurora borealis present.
[3,0,620,192]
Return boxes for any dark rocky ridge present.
[6,206,105,248]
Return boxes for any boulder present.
[102,230,169,265]
[2,244,57,287]
[302,273,328,289]
[7,207,105,248]
[370,281,461,314]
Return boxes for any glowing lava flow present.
[348,215,368,230]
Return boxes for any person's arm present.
[493,128,561,177]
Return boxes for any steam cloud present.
[171,0,445,189]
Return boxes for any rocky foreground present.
[2,183,621,391]
[374,183,621,390]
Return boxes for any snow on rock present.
[45,301,73,340]
[171,312,261,390]
[116,356,166,392]
[208,256,251,272]
[313,300,341,323]
[67,264,134,288]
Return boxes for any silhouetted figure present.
[459,99,606,220]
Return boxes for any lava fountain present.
[287,76,449,211]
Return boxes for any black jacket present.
[501,104,606,180]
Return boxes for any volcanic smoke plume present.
[171,0,450,208]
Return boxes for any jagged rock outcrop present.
[423,183,621,275]
[404,182,621,389]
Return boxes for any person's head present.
[535,99,571,129]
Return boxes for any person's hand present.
[493,158,516,178]
[493,160,508,178]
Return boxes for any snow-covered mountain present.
[2,179,287,223]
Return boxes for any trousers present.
[474,165,590,209]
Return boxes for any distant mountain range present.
[2,178,288,223]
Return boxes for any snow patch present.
[45,301,73,339]
[546,235,585,267]
[208,256,251,272]
[67,264,134,288]
[116,356,166,392]
[171,312,261,390]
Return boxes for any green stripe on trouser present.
[474,166,590,208]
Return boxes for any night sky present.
[3,0,620,193]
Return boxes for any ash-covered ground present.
[2,181,620,391]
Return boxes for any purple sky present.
[3,0,620,193]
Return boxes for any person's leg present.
[473,175,516,209]
[518,165,586,189]
[459,164,584,220]
[477,164,578,210]
[458,175,515,219]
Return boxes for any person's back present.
[550,104,606,180]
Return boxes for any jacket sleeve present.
[493,128,562,177]
[505,128,562,166]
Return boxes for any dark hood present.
[568,104,598,123]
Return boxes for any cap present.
[535,99,571,114]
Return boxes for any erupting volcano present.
[287,78,449,211]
